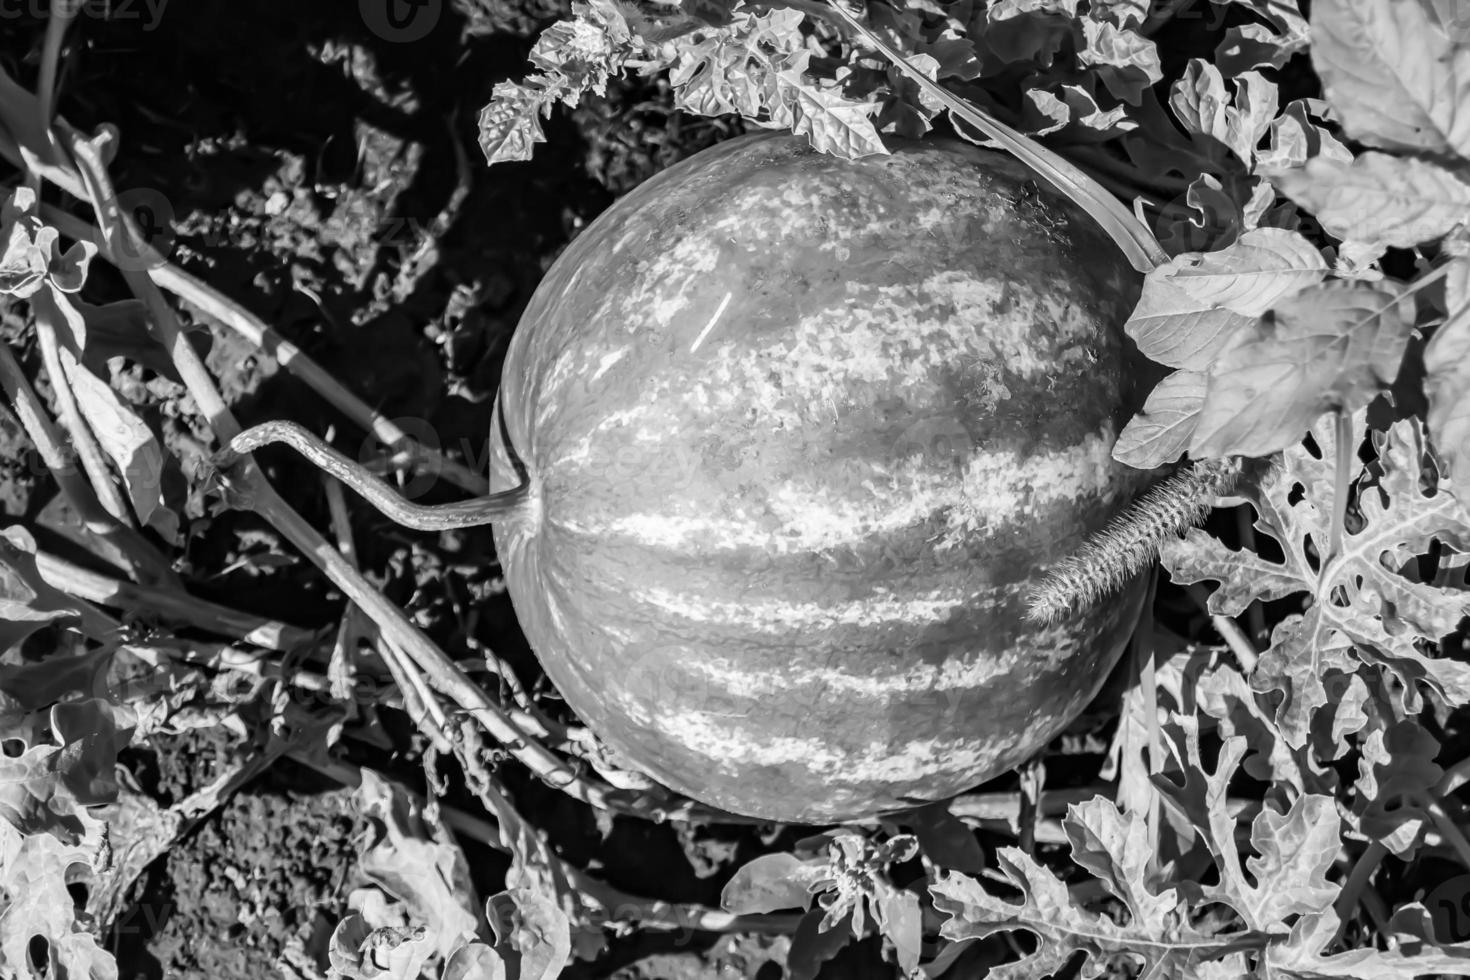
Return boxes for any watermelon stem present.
[1026,456,1248,624]
[216,420,531,530]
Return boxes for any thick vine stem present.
[217,420,532,531]
[1027,456,1249,623]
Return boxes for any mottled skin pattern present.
[489,132,1153,823]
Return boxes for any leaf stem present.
[1330,840,1386,949]
[33,547,313,650]
[218,419,531,531]
[1325,410,1354,569]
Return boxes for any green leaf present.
[1263,906,1470,977]
[53,337,175,544]
[354,770,483,964]
[876,889,922,975]
[1310,0,1470,156]
[788,909,852,980]
[1077,17,1162,105]
[1170,60,1279,165]
[1256,98,1355,172]
[721,852,825,914]
[1113,368,1206,467]
[1271,153,1470,249]
[0,822,117,980]
[774,65,887,159]
[1354,721,1443,857]
[933,849,1226,979]
[1063,797,1179,927]
[0,526,85,654]
[441,943,506,980]
[669,8,805,119]
[1125,228,1328,372]
[1191,281,1413,457]
[825,0,1168,272]
[1205,794,1341,931]
[477,80,558,165]
[898,802,986,874]
[1425,261,1470,500]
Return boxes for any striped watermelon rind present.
[489,132,1152,823]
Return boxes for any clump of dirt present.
[111,749,372,980]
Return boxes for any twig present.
[0,342,175,584]
[34,548,313,650]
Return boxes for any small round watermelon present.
[488,132,1151,823]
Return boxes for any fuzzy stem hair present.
[1027,456,1246,624]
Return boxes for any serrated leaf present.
[1310,0,1470,156]
[932,849,1224,978]
[355,771,481,965]
[1205,794,1341,930]
[669,8,805,119]
[1114,368,1206,467]
[775,68,888,159]
[1161,526,1304,614]
[1271,153,1470,250]
[1126,227,1328,371]
[1063,798,1179,927]
[477,80,555,165]
[1191,281,1412,457]
[1215,22,1302,74]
